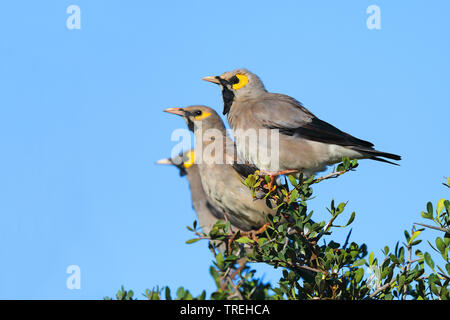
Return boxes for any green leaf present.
[353,259,366,267]
[288,175,297,186]
[337,202,346,214]
[369,252,375,266]
[225,254,239,262]
[342,157,350,169]
[216,252,224,269]
[197,290,206,300]
[409,230,421,245]
[165,287,172,300]
[424,252,435,269]
[185,238,200,244]
[427,202,433,215]
[421,211,433,220]
[176,287,185,299]
[345,212,356,226]
[436,237,445,253]
[354,268,364,283]
[235,236,254,244]
[398,247,405,264]
[398,275,405,288]
[404,230,411,243]
[289,189,299,204]
[436,198,445,216]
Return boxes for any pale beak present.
[156,158,172,165]
[202,76,221,85]
[164,107,186,117]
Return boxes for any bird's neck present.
[185,166,205,204]
[193,128,236,166]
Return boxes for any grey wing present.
[253,93,374,149]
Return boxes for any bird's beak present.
[156,158,172,165]
[164,107,186,117]
[202,76,221,85]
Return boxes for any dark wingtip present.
[382,152,401,161]
[370,156,400,166]
[360,148,401,162]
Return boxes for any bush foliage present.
[106,159,450,300]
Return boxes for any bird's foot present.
[227,223,270,251]
[259,169,299,177]
[259,169,299,190]
[240,223,270,242]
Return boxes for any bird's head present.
[164,105,225,132]
[156,149,196,177]
[202,68,266,115]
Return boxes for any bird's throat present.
[221,87,234,115]
[217,78,234,115]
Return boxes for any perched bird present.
[156,150,226,236]
[164,105,277,231]
[157,150,255,255]
[202,68,401,177]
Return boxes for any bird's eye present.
[183,150,196,168]
[194,110,212,120]
[229,75,240,85]
[231,74,249,90]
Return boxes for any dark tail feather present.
[364,149,401,161]
[352,148,401,165]
[370,156,400,166]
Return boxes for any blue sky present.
[0,1,449,299]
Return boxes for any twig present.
[226,277,244,300]
[438,273,450,281]
[293,263,323,274]
[313,170,347,183]
[314,213,341,242]
[219,267,231,290]
[368,278,397,299]
[443,178,450,188]
[414,222,449,234]
[263,257,322,274]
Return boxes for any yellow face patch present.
[232,74,249,90]
[183,150,196,168]
[194,111,212,120]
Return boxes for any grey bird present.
[156,150,227,236]
[157,150,256,256]
[164,105,277,232]
[202,68,401,177]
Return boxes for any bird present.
[202,68,401,178]
[163,105,277,232]
[156,150,227,236]
[157,150,256,255]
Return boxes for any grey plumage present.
[156,151,226,235]
[203,68,401,177]
[164,105,277,231]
